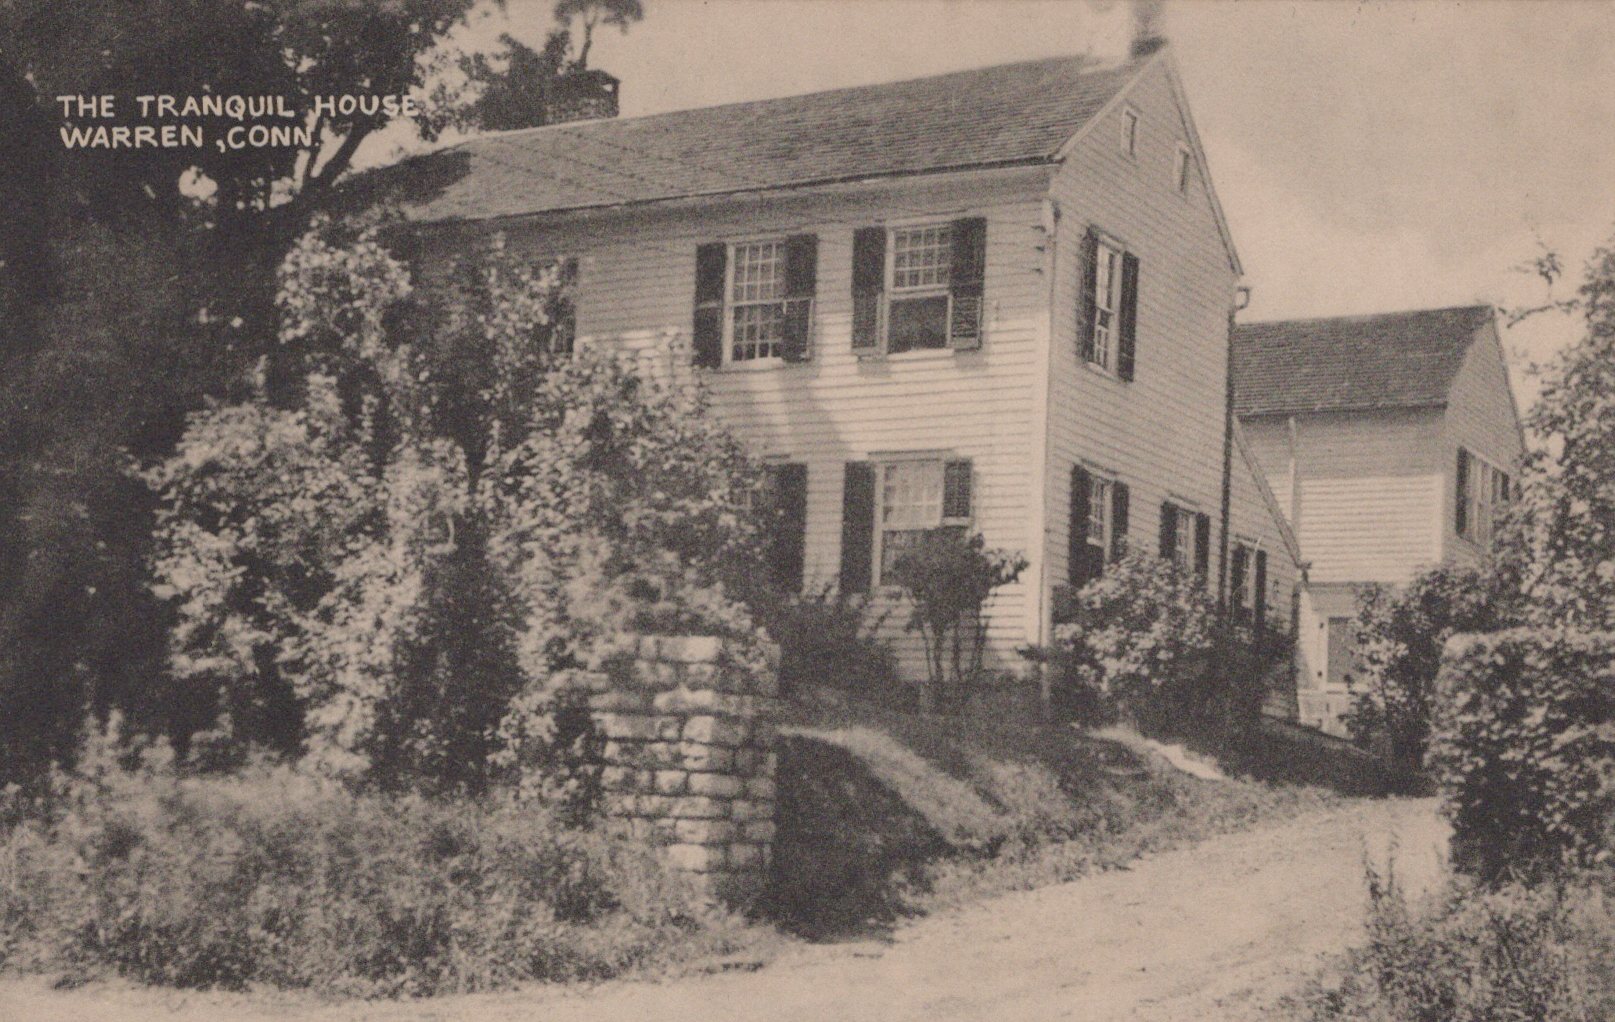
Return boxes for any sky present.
[382,0,1615,407]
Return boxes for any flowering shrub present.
[148,217,768,792]
[886,531,1026,713]
[1428,628,1615,883]
[760,585,899,702]
[1345,561,1521,774]
[1051,551,1218,731]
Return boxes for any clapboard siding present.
[414,169,1050,681]
[1042,60,1238,626]
[1298,475,1443,583]
[1440,319,1525,564]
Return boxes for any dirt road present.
[1,798,1446,1022]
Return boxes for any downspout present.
[1031,195,1061,709]
[1216,285,1252,615]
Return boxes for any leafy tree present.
[149,219,765,791]
[1507,224,1615,630]
[0,1,648,782]
[554,0,644,69]
[1345,562,1520,774]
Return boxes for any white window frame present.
[1087,474,1113,558]
[880,221,955,355]
[1121,107,1139,158]
[1170,504,1198,575]
[1089,239,1123,372]
[872,454,971,587]
[1174,144,1192,196]
[1462,450,1512,548]
[720,237,792,367]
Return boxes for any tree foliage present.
[147,219,764,791]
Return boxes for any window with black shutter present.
[1079,226,1139,380]
[852,219,987,356]
[766,463,808,594]
[1193,513,1211,581]
[1110,480,1130,562]
[839,463,875,595]
[1253,549,1268,634]
[859,456,975,587]
[693,236,818,367]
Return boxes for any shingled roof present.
[391,52,1155,224]
[1232,305,1494,417]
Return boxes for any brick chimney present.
[544,69,620,125]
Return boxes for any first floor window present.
[1230,540,1259,622]
[1170,505,1196,574]
[876,457,972,584]
[1457,447,1513,548]
[1087,476,1113,554]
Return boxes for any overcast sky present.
[400,0,1615,406]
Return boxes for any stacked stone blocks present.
[586,635,778,905]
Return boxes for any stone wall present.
[585,635,778,907]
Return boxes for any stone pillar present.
[588,636,778,907]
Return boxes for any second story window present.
[730,240,786,362]
[1079,228,1139,380]
[851,217,986,357]
[691,235,817,369]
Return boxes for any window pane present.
[732,302,783,361]
[882,461,943,528]
[1088,479,1110,544]
[891,226,952,290]
[731,241,783,303]
[888,294,949,351]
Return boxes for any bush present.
[886,531,1026,713]
[1345,562,1520,774]
[1050,551,1218,732]
[762,586,900,702]
[1427,628,1615,884]
[0,742,754,995]
[1301,864,1615,1021]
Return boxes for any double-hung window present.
[1087,476,1113,556]
[728,240,787,363]
[875,458,972,585]
[887,224,953,353]
[1090,240,1121,371]
[1456,447,1512,548]
[1169,505,1196,574]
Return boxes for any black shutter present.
[851,227,885,353]
[839,462,876,595]
[1117,251,1139,381]
[1253,549,1268,634]
[1070,465,1094,588]
[770,463,808,593]
[948,217,987,351]
[1230,545,1248,620]
[781,234,817,363]
[943,459,972,519]
[1455,447,1470,537]
[1194,512,1211,580]
[1078,227,1099,363]
[1159,500,1178,560]
[1110,480,1130,562]
[693,242,727,368]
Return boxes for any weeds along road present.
[3,798,1446,1022]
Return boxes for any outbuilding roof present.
[1232,305,1494,417]
[389,52,1155,224]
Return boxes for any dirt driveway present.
[1,798,1446,1022]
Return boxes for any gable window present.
[873,457,972,585]
[691,235,817,368]
[850,218,986,356]
[1456,447,1512,548]
[1174,144,1192,195]
[1121,108,1139,158]
[1079,229,1139,380]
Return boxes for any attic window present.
[1121,109,1139,158]
[1174,144,1192,195]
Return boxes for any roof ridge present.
[1236,303,1493,330]
[432,51,1137,154]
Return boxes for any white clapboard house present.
[1234,306,1525,733]
[391,46,1300,694]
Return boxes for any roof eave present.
[1236,400,1451,419]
